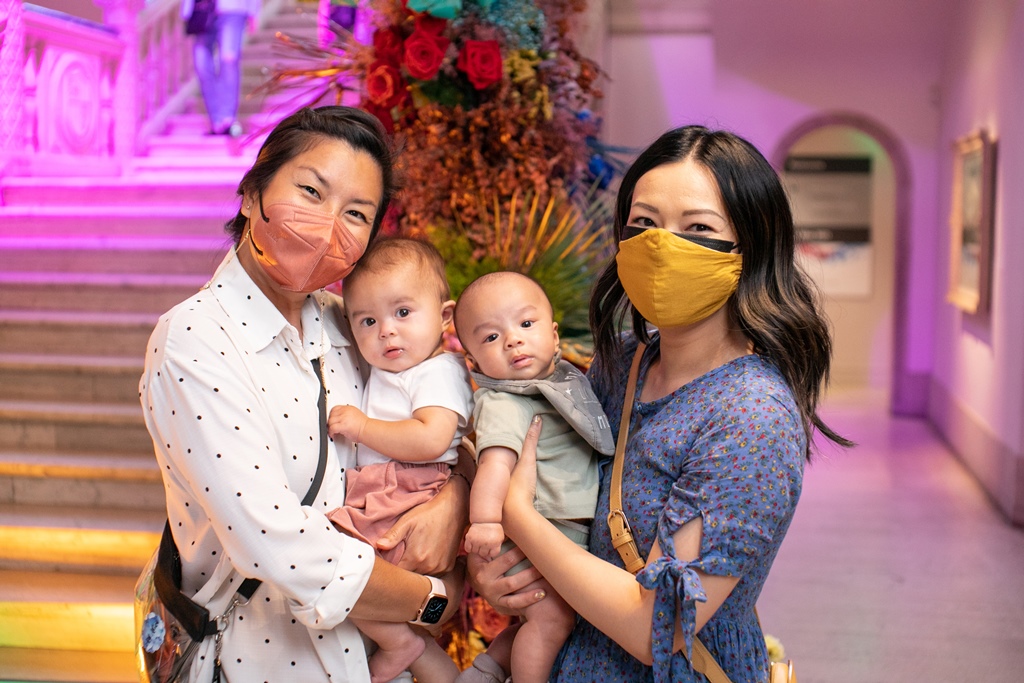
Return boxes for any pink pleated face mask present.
[247,200,367,292]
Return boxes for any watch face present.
[420,595,449,625]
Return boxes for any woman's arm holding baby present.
[375,441,474,575]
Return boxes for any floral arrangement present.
[266,0,606,235]
[355,0,603,237]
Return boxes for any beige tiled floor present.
[758,388,1024,683]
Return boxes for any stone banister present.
[19,2,126,175]
[1,0,284,178]
[134,0,197,145]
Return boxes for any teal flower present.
[407,0,463,20]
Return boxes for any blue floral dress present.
[552,334,805,683]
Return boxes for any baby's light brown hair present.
[343,237,450,301]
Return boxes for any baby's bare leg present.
[482,621,519,676]
[510,580,576,683]
[351,617,425,683]
[407,630,460,683]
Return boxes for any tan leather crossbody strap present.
[607,342,647,575]
[692,638,734,683]
[607,342,736,683]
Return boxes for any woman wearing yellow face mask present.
[468,126,851,683]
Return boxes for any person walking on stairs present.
[181,0,261,136]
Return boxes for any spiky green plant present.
[428,186,613,339]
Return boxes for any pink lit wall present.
[599,0,1024,523]
[600,0,947,415]
[928,0,1024,523]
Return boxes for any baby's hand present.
[464,522,505,560]
[328,405,367,443]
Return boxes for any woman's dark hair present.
[227,106,398,243]
[589,125,851,455]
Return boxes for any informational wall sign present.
[783,156,873,297]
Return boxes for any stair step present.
[241,49,323,73]
[129,155,255,173]
[0,176,241,207]
[0,206,238,237]
[0,272,204,314]
[0,353,143,403]
[142,133,266,159]
[260,6,319,32]
[0,309,157,357]
[0,451,159,481]
[0,400,150,455]
[0,646,136,682]
[0,570,138,657]
[0,236,228,275]
[0,450,164,511]
[159,110,283,136]
[239,90,335,117]
[0,503,163,574]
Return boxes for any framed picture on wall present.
[948,129,997,314]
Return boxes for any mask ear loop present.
[235,203,252,258]
[242,193,269,256]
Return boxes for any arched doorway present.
[773,113,916,415]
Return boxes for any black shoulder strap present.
[237,358,329,599]
[304,357,331,507]
[155,358,331,631]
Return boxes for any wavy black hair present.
[226,106,399,244]
[589,125,851,455]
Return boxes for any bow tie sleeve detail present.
[637,555,707,683]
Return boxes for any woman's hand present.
[502,415,542,539]
[466,546,546,616]
[378,470,469,575]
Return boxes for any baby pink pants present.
[328,461,450,564]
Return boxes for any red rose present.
[457,40,503,90]
[364,101,395,133]
[415,15,447,36]
[372,28,404,64]
[403,27,450,80]
[365,60,407,109]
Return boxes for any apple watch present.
[408,575,448,626]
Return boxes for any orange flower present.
[366,60,407,108]
[467,595,512,642]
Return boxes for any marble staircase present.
[0,2,321,680]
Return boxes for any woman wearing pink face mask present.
[139,107,467,682]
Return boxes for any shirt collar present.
[207,249,351,355]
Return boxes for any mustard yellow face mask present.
[615,228,743,328]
